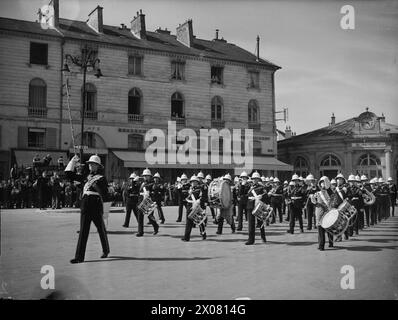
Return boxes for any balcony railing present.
[128,114,144,122]
[171,117,186,126]
[211,119,225,128]
[84,110,98,120]
[248,122,261,130]
[28,107,47,118]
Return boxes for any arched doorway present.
[293,156,309,178]
[319,154,341,180]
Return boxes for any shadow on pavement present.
[85,255,215,263]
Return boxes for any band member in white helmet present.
[269,177,284,223]
[305,174,318,230]
[65,155,110,264]
[237,171,250,230]
[181,175,207,241]
[245,171,267,245]
[216,174,236,235]
[139,168,159,235]
[152,172,165,224]
[287,174,305,234]
[311,176,334,251]
[176,173,190,222]
[123,173,140,229]
[205,174,217,222]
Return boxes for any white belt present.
[291,197,302,200]
[83,191,100,197]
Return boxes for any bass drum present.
[208,179,232,209]
[321,209,349,237]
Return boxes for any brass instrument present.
[361,187,375,206]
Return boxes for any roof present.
[0,16,280,69]
[279,111,398,144]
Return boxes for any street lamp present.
[61,45,103,162]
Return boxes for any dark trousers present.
[390,196,396,216]
[271,201,283,223]
[124,198,138,227]
[217,216,235,234]
[156,201,165,221]
[247,208,266,243]
[289,205,303,233]
[75,199,110,261]
[237,202,248,230]
[318,226,333,249]
[306,203,316,229]
[364,206,370,227]
[370,203,378,225]
[137,210,158,234]
[177,202,188,221]
[209,206,216,219]
[183,205,205,241]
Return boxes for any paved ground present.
[1,206,397,300]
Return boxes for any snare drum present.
[321,208,349,236]
[188,200,207,225]
[208,179,232,209]
[252,200,273,222]
[337,200,357,226]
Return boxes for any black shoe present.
[261,237,267,243]
[245,241,254,245]
[213,220,218,224]
[300,229,304,233]
[307,227,312,230]
[122,224,128,228]
[202,233,207,240]
[153,227,159,235]
[70,258,83,264]
[216,231,222,235]
[328,243,334,248]
[101,252,109,259]
[181,238,189,242]
[237,228,242,231]
[231,229,236,234]
[176,219,182,222]
[318,247,325,251]
[160,220,165,224]
[286,229,292,234]
[136,233,143,237]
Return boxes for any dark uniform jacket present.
[246,182,267,210]
[126,181,141,202]
[287,185,306,209]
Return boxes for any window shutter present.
[18,127,28,148]
[46,128,57,149]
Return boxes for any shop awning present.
[112,151,292,171]
[14,150,68,167]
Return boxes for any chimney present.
[285,126,292,139]
[87,5,103,33]
[131,9,146,39]
[256,35,260,62]
[331,113,336,125]
[49,0,59,28]
[176,19,194,47]
[215,29,219,40]
[380,113,385,123]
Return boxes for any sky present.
[1,0,397,134]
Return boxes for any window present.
[357,153,382,179]
[211,66,223,84]
[30,42,48,65]
[29,78,47,112]
[248,71,259,88]
[171,92,184,118]
[82,83,97,119]
[248,100,259,123]
[128,56,142,75]
[294,156,309,178]
[128,134,143,150]
[28,128,45,148]
[128,88,141,115]
[320,154,341,167]
[253,140,262,156]
[211,96,223,121]
[171,61,185,80]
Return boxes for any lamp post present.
[61,45,103,162]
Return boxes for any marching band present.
[64,155,398,263]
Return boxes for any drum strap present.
[336,187,344,201]
[319,190,330,208]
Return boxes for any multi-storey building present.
[278,109,398,181]
[0,0,292,181]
